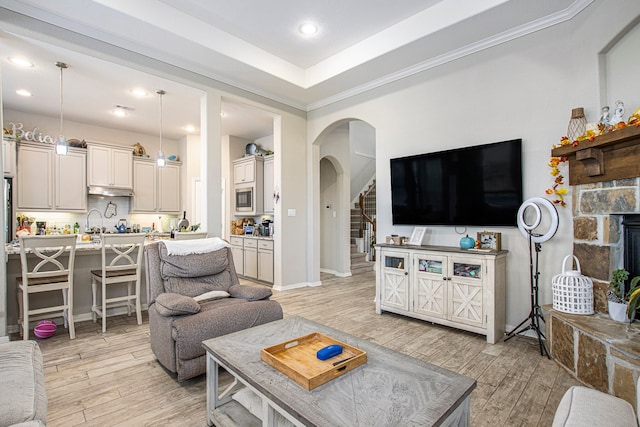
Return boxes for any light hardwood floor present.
[21,270,580,426]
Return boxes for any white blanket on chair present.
[162,237,230,256]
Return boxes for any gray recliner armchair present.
[145,239,283,381]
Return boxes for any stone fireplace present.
[546,126,640,407]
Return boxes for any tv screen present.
[390,139,523,226]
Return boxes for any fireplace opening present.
[622,215,640,288]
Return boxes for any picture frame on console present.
[409,227,427,246]
[477,231,502,251]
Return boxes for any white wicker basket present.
[552,255,594,314]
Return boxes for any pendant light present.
[55,61,69,155]
[156,89,166,167]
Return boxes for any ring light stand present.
[505,197,559,358]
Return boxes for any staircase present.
[350,180,376,275]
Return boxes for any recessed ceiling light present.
[184,125,196,133]
[8,57,34,68]
[130,88,148,97]
[299,22,319,36]
[16,89,32,97]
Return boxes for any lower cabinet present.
[258,239,274,283]
[229,236,273,284]
[376,244,507,344]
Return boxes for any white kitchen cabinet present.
[3,138,16,177]
[16,142,86,212]
[87,143,133,189]
[233,157,257,184]
[243,237,258,279]
[263,154,274,213]
[55,149,87,211]
[233,156,264,215]
[229,235,273,284]
[257,239,274,283]
[376,244,507,344]
[131,158,180,213]
[230,236,244,276]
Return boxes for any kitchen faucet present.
[85,208,104,234]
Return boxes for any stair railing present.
[358,181,376,261]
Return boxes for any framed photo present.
[409,227,427,246]
[477,231,502,251]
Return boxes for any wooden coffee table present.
[203,316,476,426]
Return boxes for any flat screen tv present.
[390,139,523,226]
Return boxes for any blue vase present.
[460,235,475,249]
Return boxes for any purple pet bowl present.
[34,320,57,339]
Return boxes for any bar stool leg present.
[91,277,98,323]
[135,280,142,326]
[22,286,29,340]
[127,282,132,316]
[67,286,75,340]
[101,282,107,333]
[61,289,68,329]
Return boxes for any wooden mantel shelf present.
[551,125,640,185]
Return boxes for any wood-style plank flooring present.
[18,270,580,426]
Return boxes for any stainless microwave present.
[235,186,254,212]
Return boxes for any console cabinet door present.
[448,258,485,328]
[380,250,410,311]
[413,254,447,319]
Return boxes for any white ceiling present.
[0,0,591,141]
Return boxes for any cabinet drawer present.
[258,239,274,250]
[243,238,258,248]
[229,236,244,247]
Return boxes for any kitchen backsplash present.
[17,195,181,236]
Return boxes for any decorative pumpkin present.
[459,235,475,249]
[34,320,57,339]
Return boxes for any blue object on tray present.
[316,344,343,360]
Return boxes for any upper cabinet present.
[131,158,181,213]
[87,142,133,189]
[16,142,86,212]
[3,138,16,178]
[233,157,258,184]
[233,156,264,216]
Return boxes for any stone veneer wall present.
[548,177,640,407]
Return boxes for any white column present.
[200,91,222,237]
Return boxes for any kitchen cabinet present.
[3,138,16,177]
[263,154,274,213]
[257,239,274,283]
[229,235,273,284]
[376,244,507,344]
[243,238,258,279]
[131,158,180,213]
[16,142,86,212]
[233,156,264,215]
[230,236,244,276]
[87,142,133,189]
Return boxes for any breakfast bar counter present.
[4,236,167,332]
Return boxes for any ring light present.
[517,197,559,243]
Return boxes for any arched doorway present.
[312,119,376,282]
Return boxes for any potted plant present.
[626,277,640,320]
[608,269,631,323]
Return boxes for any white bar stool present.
[17,234,78,340]
[172,231,208,240]
[91,233,146,333]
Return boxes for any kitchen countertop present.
[5,234,183,255]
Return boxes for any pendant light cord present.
[56,62,68,137]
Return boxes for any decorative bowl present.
[34,320,57,339]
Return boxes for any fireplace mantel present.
[551,125,640,185]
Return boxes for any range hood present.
[88,186,134,197]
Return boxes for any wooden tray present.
[261,332,367,390]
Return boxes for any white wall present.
[349,121,376,203]
[307,0,640,330]
[4,109,179,156]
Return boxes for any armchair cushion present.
[229,284,272,301]
[155,293,201,316]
